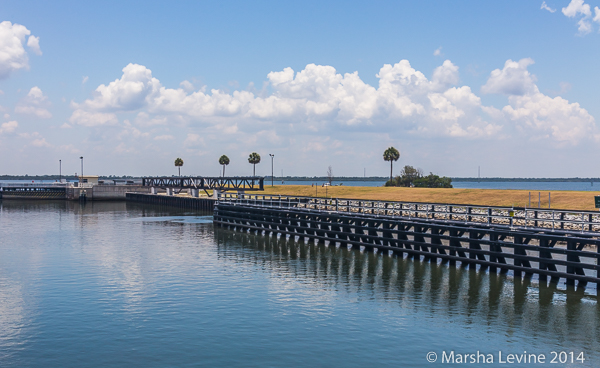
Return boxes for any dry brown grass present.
[258,185,600,211]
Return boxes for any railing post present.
[560,212,565,229]
[566,240,575,287]
[597,242,600,288]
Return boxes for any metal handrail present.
[0,182,72,188]
[0,182,97,188]
[217,193,600,234]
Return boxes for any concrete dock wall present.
[66,185,151,200]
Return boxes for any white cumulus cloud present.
[562,0,594,34]
[180,80,194,92]
[0,21,41,79]
[481,58,537,96]
[0,120,18,134]
[562,0,591,17]
[481,58,597,144]
[503,93,596,143]
[78,63,161,112]
[31,137,51,147]
[184,133,204,147]
[69,110,118,127]
[15,86,52,118]
[26,35,41,55]
[541,2,556,13]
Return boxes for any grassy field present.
[257,185,600,211]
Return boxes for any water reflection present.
[214,229,600,353]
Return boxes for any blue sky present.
[1,0,599,178]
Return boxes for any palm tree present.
[174,157,184,177]
[248,152,261,176]
[219,155,230,176]
[383,147,400,182]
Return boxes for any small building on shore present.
[78,175,99,184]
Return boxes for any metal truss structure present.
[141,177,264,191]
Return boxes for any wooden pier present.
[213,195,600,289]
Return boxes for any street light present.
[80,156,83,183]
[269,154,274,187]
[59,159,62,182]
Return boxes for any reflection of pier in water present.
[214,228,600,352]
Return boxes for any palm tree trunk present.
[223,165,226,177]
[253,164,255,176]
[390,161,393,182]
[178,167,181,177]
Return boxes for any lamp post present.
[80,156,83,183]
[269,154,274,187]
[59,160,62,182]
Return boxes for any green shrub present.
[413,173,453,188]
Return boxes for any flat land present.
[257,185,600,211]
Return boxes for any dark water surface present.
[0,200,599,367]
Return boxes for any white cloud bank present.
[0,21,41,79]
[70,58,596,145]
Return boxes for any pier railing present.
[0,182,94,189]
[215,193,600,288]
[218,193,600,235]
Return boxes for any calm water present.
[0,200,599,367]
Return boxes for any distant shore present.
[259,185,600,211]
